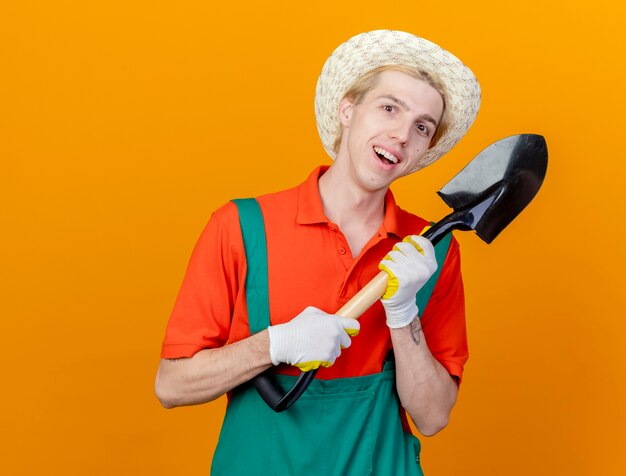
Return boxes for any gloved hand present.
[378,235,438,329]
[267,306,360,372]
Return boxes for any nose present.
[389,119,412,146]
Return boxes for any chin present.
[359,173,394,193]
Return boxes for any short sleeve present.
[160,202,245,358]
[420,236,469,384]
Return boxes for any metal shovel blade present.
[429,134,548,244]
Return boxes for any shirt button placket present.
[329,223,350,261]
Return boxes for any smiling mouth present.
[373,146,399,164]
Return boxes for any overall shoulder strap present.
[232,198,270,334]
[415,231,453,318]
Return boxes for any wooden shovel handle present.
[254,215,459,412]
[336,271,389,319]
[335,223,445,320]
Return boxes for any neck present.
[318,163,387,249]
[318,164,387,228]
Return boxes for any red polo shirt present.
[161,166,468,382]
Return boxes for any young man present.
[156,30,480,475]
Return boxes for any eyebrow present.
[379,94,440,128]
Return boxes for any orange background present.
[2,1,625,474]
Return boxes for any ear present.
[338,97,354,127]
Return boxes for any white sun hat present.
[315,30,481,170]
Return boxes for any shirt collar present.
[296,166,407,239]
[296,166,331,225]
[380,190,404,238]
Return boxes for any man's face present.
[337,70,445,192]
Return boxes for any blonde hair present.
[333,64,451,153]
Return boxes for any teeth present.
[373,146,398,164]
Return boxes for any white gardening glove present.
[378,235,438,329]
[267,306,360,372]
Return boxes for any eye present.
[382,104,396,113]
[415,123,430,135]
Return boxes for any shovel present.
[253,133,548,412]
